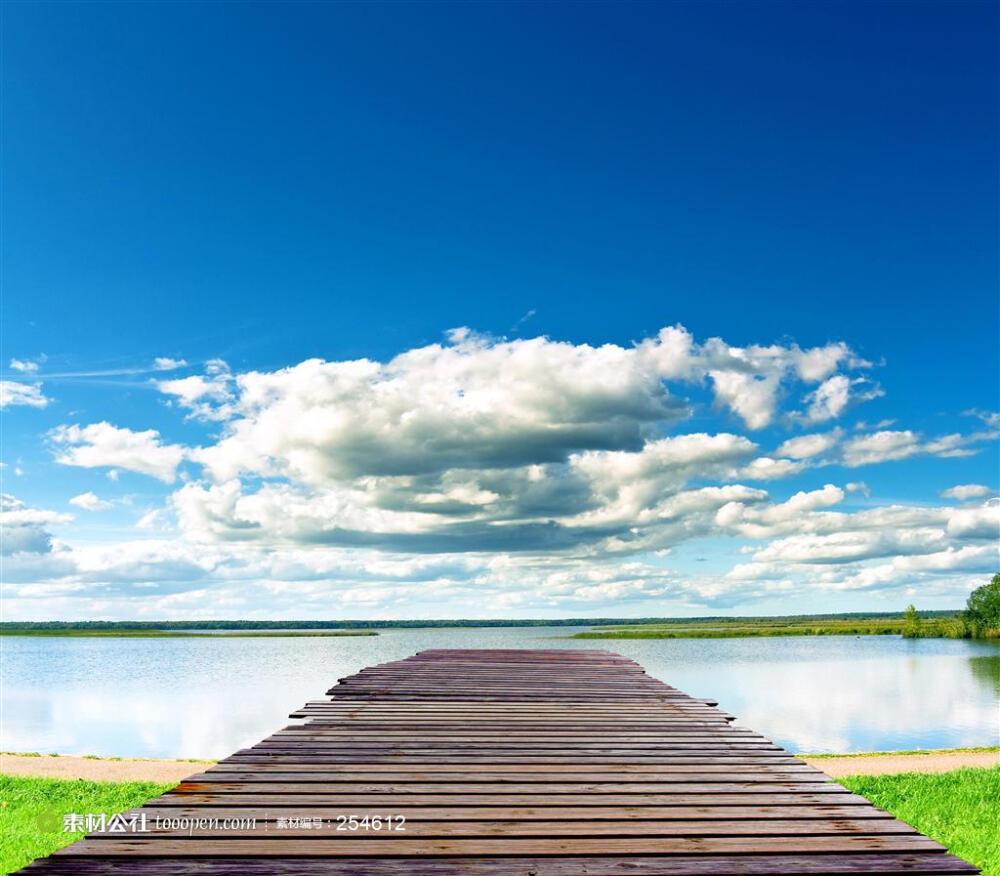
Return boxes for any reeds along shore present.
[570,613,998,639]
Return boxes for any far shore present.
[0,629,378,637]
[2,747,997,783]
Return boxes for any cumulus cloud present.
[69,492,114,511]
[775,430,841,460]
[172,330,872,483]
[796,376,883,424]
[12,326,998,616]
[156,359,235,420]
[132,328,999,564]
[9,358,40,374]
[941,484,993,501]
[751,527,946,565]
[0,381,49,409]
[7,487,998,616]
[803,375,852,422]
[49,423,188,483]
[737,457,806,480]
[841,428,997,467]
[193,337,692,482]
[708,370,781,430]
[946,501,1000,540]
[1,494,71,556]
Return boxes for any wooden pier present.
[21,649,978,874]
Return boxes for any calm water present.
[2,629,997,758]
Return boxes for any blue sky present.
[2,1,997,620]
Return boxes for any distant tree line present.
[0,610,964,632]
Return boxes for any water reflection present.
[1,630,997,758]
[968,655,1000,696]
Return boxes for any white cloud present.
[700,337,867,429]
[50,423,188,483]
[9,358,39,374]
[841,430,920,466]
[0,494,71,556]
[8,326,997,616]
[136,509,170,530]
[775,430,841,460]
[751,527,946,565]
[833,544,999,592]
[804,375,852,422]
[946,502,1000,540]
[708,371,781,430]
[157,363,235,421]
[842,428,997,467]
[941,484,992,501]
[0,381,49,409]
[791,342,860,381]
[737,457,806,480]
[854,418,895,431]
[799,377,882,424]
[169,330,871,479]
[6,488,997,616]
[964,409,1000,428]
[69,492,114,511]
[193,336,697,484]
[154,357,188,371]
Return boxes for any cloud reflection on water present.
[2,631,997,758]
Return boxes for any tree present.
[902,604,922,638]
[965,573,1000,636]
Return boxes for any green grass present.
[566,615,972,639]
[840,766,1000,875]
[0,775,172,874]
[801,746,1000,758]
[0,629,378,637]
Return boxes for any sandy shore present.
[0,754,212,783]
[801,749,999,777]
[2,749,997,783]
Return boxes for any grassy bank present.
[803,746,1000,759]
[0,611,961,633]
[566,614,972,639]
[841,766,1000,875]
[0,775,172,874]
[0,629,378,637]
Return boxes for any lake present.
[2,629,997,759]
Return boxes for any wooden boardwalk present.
[21,649,978,874]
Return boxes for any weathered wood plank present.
[120,804,899,821]
[17,855,982,875]
[88,818,918,838]
[146,792,875,807]
[52,835,948,855]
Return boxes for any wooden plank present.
[121,805,899,821]
[19,858,983,875]
[88,818,917,838]
[165,781,846,794]
[17,855,981,874]
[146,792,875,807]
[205,763,818,773]
[52,835,948,855]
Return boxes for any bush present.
[965,574,1000,638]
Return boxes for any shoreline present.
[3,747,997,783]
